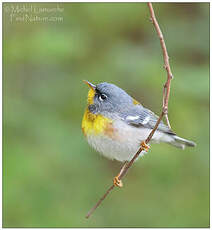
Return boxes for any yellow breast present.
[82,108,113,136]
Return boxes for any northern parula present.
[82,81,196,167]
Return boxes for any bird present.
[82,81,196,187]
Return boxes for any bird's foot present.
[141,141,150,152]
[113,176,123,188]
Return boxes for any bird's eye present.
[99,94,107,101]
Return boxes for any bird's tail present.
[170,135,196,149]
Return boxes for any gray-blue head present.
[84,81,136,115]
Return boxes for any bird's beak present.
[83,80,96,91]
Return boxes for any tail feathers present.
[170,136,196,149]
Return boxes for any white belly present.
[86,120,171,162]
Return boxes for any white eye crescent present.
[99,94,107,101]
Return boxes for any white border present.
[1,1,210,229]
[1,0,211,2]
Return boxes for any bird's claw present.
[113,176,123,188]
[141,141,150,152]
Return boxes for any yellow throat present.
[82,89,112,136]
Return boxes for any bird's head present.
[83,81,136,115]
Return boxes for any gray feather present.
[121,104,175,135]
[170,135,196,149]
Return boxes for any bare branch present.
[147,2,173,129]
[85,184,115,219]
[85,2,173,219]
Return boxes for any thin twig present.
[85,2,173,219]
[147,2,173,129]
[85,184,115,219]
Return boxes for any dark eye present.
[99,94,107,101]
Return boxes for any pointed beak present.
[83,80,96,91]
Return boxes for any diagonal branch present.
[85,2,173,219]
[147,2,173,129]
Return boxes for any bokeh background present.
[3,3,209,227]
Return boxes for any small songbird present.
[82,81,196,187]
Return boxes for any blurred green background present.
[3,3,209,227]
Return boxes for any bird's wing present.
[121,105,175,135]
